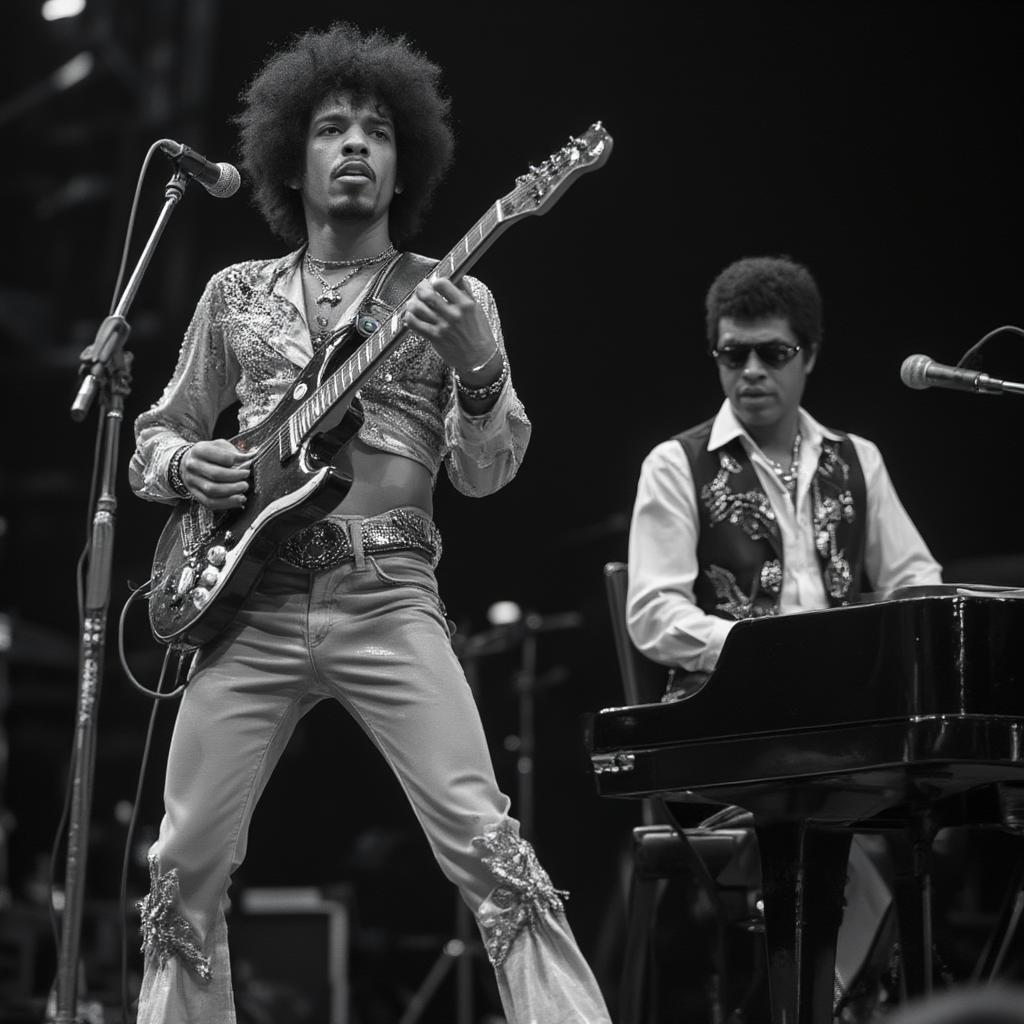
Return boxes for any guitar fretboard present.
[278,200,507,459]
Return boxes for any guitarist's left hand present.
[405,278,500,384]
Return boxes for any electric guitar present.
[147,122,613,648]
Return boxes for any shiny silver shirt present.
[129,249,531,503]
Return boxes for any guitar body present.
[147,340,364,649]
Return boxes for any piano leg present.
[971,846,1024,984]
[755,821,852,1024]
[888,815,937,999]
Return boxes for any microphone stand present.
[506,611,580,839]
[51,169,190,1024]
[516,626,538,838]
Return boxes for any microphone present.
[900,354,1024,396]
[158,139,240,198]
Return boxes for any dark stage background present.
[3,1,1024,1020]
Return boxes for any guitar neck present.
[283,200,512,453]
[336,200,512,395]
[282,121,613,453]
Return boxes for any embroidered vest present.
[676,418,867,621]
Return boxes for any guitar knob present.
[207,545,228,567]
[176,566,195,597]
[200,567,220,589]
[190,587,211,610]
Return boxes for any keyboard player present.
[625,255,943,1010]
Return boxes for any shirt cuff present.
[691,617,737,674]
[450,379,517,467]
[135,436,192,503]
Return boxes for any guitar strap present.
[353,250,439,339]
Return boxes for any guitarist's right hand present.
[180,440,253,509]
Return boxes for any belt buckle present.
[280,520,352,571]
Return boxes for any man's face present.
[714,315,816,432]
[294,90,399,229]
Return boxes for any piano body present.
[585,589,1024,1023]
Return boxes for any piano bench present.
[632,824,752,883]
[622,825,764,1024]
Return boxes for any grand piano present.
[584,587,1024,1023]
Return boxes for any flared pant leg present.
[137,564,324,1024]
[303,549,611,1023]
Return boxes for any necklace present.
[306,247,396,270]
[766,431,802,501]
[304,246,397,307]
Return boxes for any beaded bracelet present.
[167,444,194,499]
[454,354,508,402]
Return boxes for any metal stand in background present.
[399,608,581,1024]
[505,610,580,839]
[49,170,190,1024]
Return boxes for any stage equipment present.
[900,354,1024,395]
[50,141,234,1024]
[901,324,1024,396]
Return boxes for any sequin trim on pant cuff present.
[473,820,569,967]
[137,855,212,981]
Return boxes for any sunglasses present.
[712,342,802,370]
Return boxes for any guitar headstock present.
[500,122,613,221]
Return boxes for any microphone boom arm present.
[71,170,189,421]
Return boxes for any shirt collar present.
[707,399,844,453]
[268,247,305,286]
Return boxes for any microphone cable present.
[955,324,1024,370]
[108,141,165,317]
[114,595,189,1024]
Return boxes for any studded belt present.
[278,507,442,571]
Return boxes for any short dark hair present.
[705,255,822,358]
[235,22,455,247]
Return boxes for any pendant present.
[315,314,330,330]
[316,288,341,307]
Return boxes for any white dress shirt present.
[626,401,943,673]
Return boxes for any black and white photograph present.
[4,3,1024,1023]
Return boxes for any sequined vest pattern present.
[676,419,867,620]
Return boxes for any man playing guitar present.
[128,22,610,1024]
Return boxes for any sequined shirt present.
[626,401,942,674]
[128,248,531,503]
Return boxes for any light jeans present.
[137,514,610,1024]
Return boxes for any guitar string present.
[246,241,481,474]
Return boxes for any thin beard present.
[328,197,374,223]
